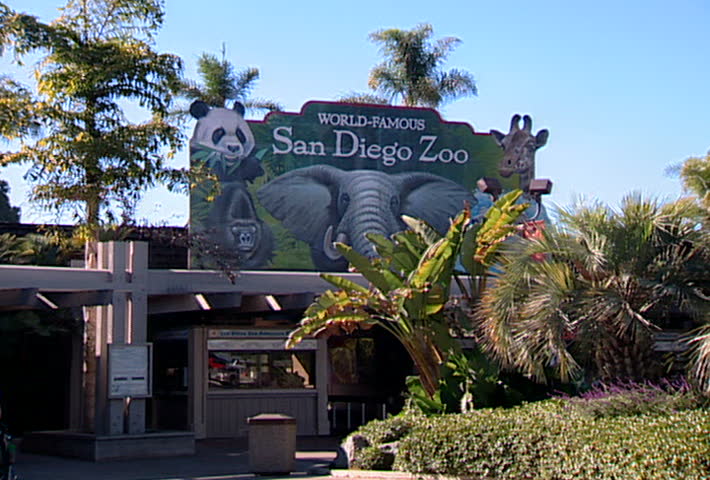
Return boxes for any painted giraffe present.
[490,114,549,193]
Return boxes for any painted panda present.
[189,100,262,182]
[189,100,273,267]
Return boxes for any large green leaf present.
[402,215,442,246]
[410,208,470,289]
[460,223,482,276]
[367,232,395,259]
[320,273,370,294]
[336,242,398,292]
[475,190,528,265]
[389,231,428,273]
[424,284,447,315]
[410,238,453,289]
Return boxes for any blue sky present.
[2,0,708,225]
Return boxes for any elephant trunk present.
[346,211,394,259]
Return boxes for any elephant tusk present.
[323,225,346,260]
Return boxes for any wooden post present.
[316,336,330,435]
[188,327,207,439]
[85,241,150,436]
[127,242,148,434]
[105,242,128,435]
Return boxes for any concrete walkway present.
[12,437,341,480]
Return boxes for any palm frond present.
[685,325,710,394]
[363,23,476,108]
[337,92,390,105]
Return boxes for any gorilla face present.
[206,181,274,268]
[230,221,258,253]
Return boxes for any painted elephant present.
[257,165,476,271]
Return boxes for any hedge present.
[392,400,710,479]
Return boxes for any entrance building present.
[0,241,411,456]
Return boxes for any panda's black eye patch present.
[236,128,246,144]
[212,128,225,144]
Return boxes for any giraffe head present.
[490,115,549,191]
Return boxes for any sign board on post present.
[108,344,152,398]
[189,101,522,271]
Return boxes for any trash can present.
[247,413,297,474]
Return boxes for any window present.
[208,350,315,390]
[328,337,376,385]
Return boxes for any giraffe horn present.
[523,115,533,132]
[510,114,521,132]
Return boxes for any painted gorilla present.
[257,165,476,271]
[190,100,273,267]
[206,180,274,268]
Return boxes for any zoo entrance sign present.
[189,101,522,272]
[252,101,504,175]
[274,108,469,166]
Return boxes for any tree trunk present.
[594,333,661,382]
[81,166,101,432]
[82,240,98,432]
[401,331,443,398]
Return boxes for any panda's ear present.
[233,101,246,117]
[190,100,210,119]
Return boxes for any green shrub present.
[393,400,710,479]
[394,401,565,478]
[350,446,395,471]
[539,410,710,480]
[343,409,423,471]
[351,409,422,445]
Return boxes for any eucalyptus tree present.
[0,0,185,432]
[179,48,282,114]
[340,23,477,108]
[0,0,185,230]
[477,195,710,392]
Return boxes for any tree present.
[0,179,19,222]
[678,150,710,210]
[477,195,710,392]
[287,192,527,397]
[0,0,185,229]
[0,0,185,433]
[179,46,281,114]
[340,23,477,108]
[0,74,39,140]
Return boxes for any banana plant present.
[459,190,529,297]
[287,191,528,398]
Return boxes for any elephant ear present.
[257,165,343,245]
[395,173,476,234]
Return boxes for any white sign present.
[208,329,292,338]
[109,344,152,398]
[207,338,317,351]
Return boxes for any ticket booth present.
[151,322,412,438]
[153,327,330,438]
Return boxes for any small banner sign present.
[108,344,152,398]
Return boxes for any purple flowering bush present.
[562,378,708,418]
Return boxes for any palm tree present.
[340,24,477,108]
[678,150,710,210]
[477,195,710,392]
[179,46,281,114]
